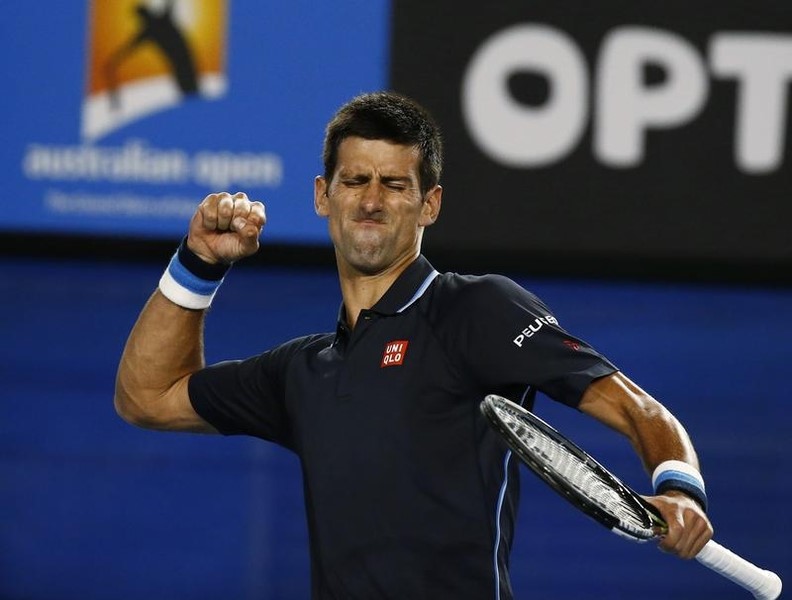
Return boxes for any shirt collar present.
[370,255,438,315]
[334,255,438,336]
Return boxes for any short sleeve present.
[188,334,324,448]
[437,274,618,407]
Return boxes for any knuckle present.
[199,204,216,224]
[233,197,251,215]
[218,199,233,216]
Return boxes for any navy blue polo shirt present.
[189,255,617,599]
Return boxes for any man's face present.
[314,136,441,276]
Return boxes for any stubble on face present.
[323,138,425,277]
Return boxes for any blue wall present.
[1,258,789,599]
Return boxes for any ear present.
[419,185,442,227]
[314,176,329,217]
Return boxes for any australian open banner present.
[4,0,388,244]
[391,1,791,275]
[3,1,790,277]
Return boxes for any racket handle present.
[695,540,782,600]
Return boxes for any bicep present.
[160,375,218,433]
[116,373,218,434]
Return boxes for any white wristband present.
[651,460,707,511]
[158,239,229,309]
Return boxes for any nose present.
[359,182,384,215]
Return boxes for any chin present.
[343,247,389,275]
[350,256,388,275]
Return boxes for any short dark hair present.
[322,91,443,195]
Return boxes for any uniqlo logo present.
[381,340,409,367]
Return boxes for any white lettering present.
[710,34,792,173]
[595,27,708,167]
[462,24,791,173]
[193,151,283,189]
[382,352,403,365]
[22,141,284,188]
[462,24,588,167]
[44,189,196,218]
[512,315,559,347]
[24,140,190,184]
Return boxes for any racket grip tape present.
[695,540,782,600]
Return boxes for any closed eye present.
[382,177,412,192]
[341,177,368,187]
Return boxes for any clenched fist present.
[187,192,266,264]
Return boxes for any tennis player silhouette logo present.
[105,1,200,109]
[82,0,228,141]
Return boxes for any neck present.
[338,252,418,329]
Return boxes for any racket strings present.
[499,408,648,531]
[486,397,782,597]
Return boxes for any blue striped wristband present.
[158,238,230,309]
[651,460,708,512]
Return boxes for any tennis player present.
[115,91,713,599]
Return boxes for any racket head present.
[481,394,665,542]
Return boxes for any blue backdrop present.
[1,257,788,599]
[2,1,388,243]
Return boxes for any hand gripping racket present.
[480,394,782,600]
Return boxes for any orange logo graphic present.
[82,0,228,141]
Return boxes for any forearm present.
[623,398,698,475]
[579,372,700,474]
[580,372,713,557]
[114,289,206,429]
[115,192,264,431]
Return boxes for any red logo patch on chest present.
[381,340,409,368]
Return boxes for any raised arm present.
[579,371,713,558]
[114,192,265,432]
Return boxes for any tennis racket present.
[480,394,782,600]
